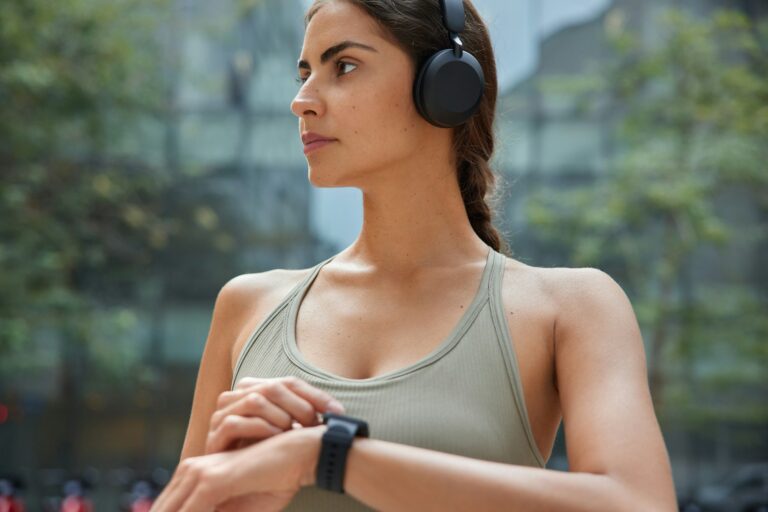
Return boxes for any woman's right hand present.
[204,376,345,455]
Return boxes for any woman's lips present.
[303,139,336,155]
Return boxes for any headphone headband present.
[440,0,465,34]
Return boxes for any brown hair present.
[305,0,511,256]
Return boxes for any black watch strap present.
[316,412,370,493]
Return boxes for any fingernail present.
[326,399,344,413]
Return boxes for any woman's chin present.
[308,170,346,188]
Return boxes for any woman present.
[151,0,678,510]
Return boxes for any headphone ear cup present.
[413,49,484,128]
[413,51,440,123]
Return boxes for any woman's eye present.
[337,61,357,76]
[294,61,357,86]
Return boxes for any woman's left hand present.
[150,424,326,512]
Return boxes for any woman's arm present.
[178,274,267,461]
[295,268,677,512]
[328,435,632,512]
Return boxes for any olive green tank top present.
[231,246,547,511]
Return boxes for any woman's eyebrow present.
[297,40,378,70]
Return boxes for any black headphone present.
[413,0,485,128]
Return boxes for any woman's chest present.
[293,266,560,459]
[231,263,562,460]
[290,262,557,385]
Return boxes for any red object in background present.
[0,475,25,512]
[60,496,92,512]
[0,404,9,424]
[130,497,153,512]
[0,495,25,512]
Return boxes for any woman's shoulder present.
[220,265,319,370]
[220,265,316,306]
[500,256,623,326]
[507,257,632,344]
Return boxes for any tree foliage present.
[0,0,240,388]
[526,8,768,422]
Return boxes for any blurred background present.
[1,0,766,510]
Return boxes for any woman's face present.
[291,1,438,187]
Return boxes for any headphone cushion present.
[413,49,485,127]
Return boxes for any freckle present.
[352,105,356,110]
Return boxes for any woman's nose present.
[290,86,325,118]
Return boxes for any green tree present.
[527,8,768,423]
[0,0,165,380]
[0,0,241,392]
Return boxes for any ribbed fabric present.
[231,246,546,511]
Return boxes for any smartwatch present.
[315,412,370,493]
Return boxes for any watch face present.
[321,412,347,423]
[321,412,370,437]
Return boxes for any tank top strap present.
[289,253,336,298]
[230,255,336,387]
[487,246,509,328]
[486,248,547,468]
[488,247,507,298]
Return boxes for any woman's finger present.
[215,383,265,411]
[151,458,204,512]
[282,377,346,414]
[251,379,326,427]
[233,376,267,391]
[215,390,247,411]
[211,377,268,412]
[209,391,294,433]
[205,415,283,455]
[176,461,225,512]
[208,377,345,452]
[231,376,345,416]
